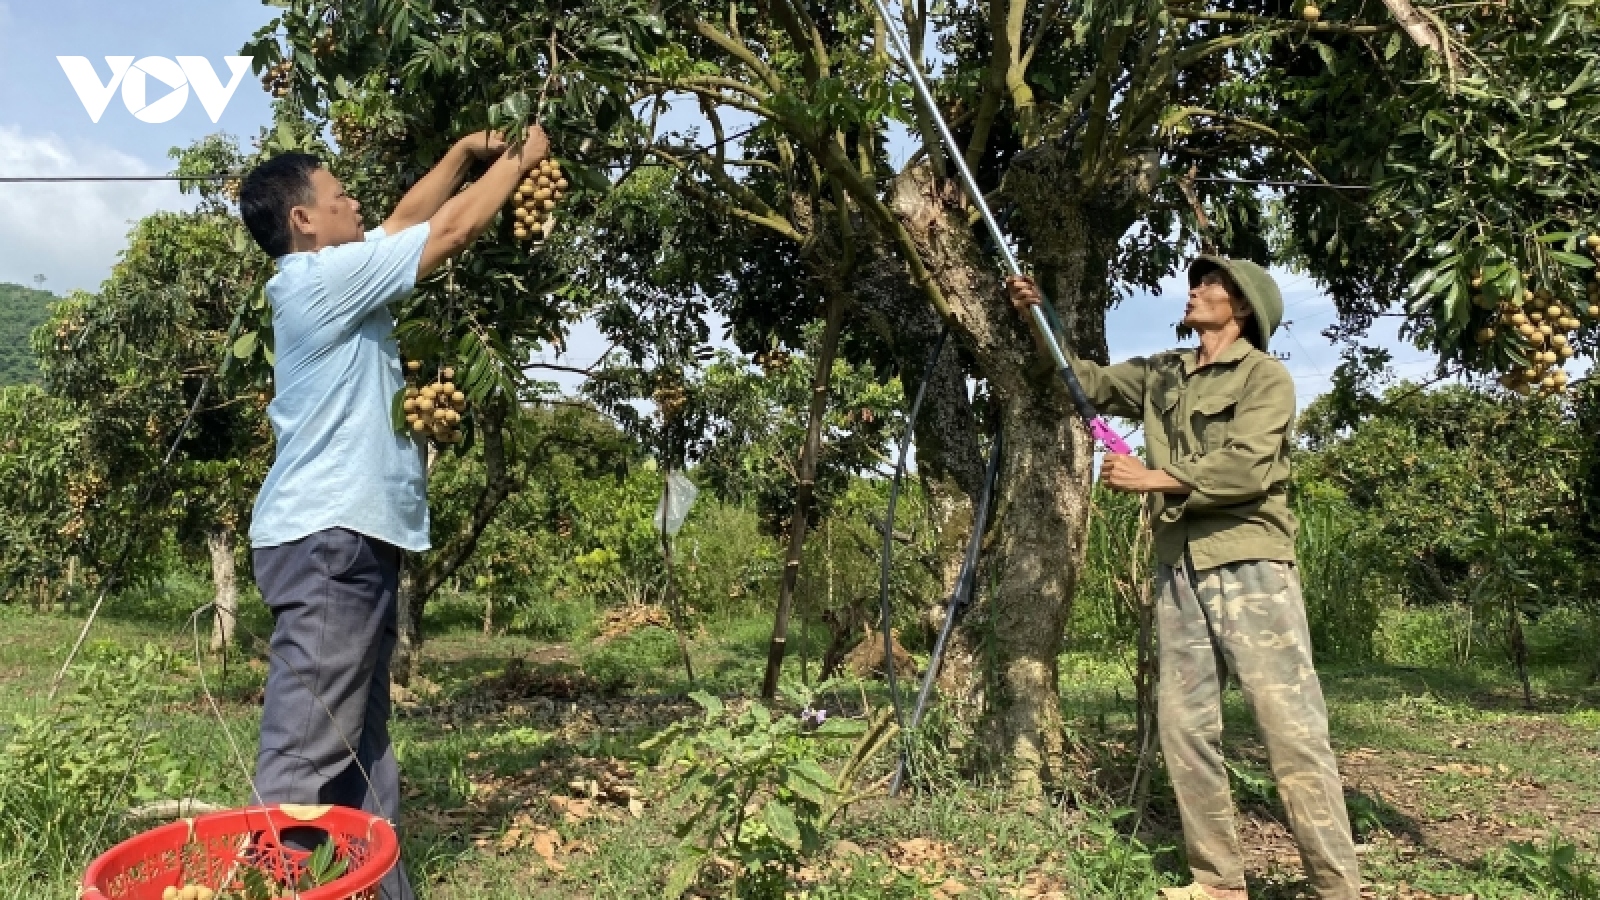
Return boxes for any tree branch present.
[1169,10,1398,34]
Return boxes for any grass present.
[1,583,1597,900]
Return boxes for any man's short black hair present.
[239,152,322,258]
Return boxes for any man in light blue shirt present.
[238,125,550,900]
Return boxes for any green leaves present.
[761,800,801,850]
[648,681,879,896]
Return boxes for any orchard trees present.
[34,146,272,648]
[0,385,87,606]
[631,0,1600,784]
[244,0,1600,786]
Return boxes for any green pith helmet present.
[1188,255,1283,351]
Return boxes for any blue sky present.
[0,0,1443,408]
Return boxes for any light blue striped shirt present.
[250,224,432,552]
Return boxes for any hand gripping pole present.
[869,0,1131,456]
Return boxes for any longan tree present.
[241,0,660,679]
[625,0,1600,785]
[0,385,87,606]
[34,148,273,649]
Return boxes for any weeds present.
[0,643,183,886]
[1490,833,1600,899]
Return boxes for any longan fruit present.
[196,888,215,900]
[404,398,419,413]
[163,888,179,900]
[418,397,436,412]
[441,366,455,380]
[555,177,569,191]
[406,360,422,372]
[452,390,466,405]
[440,381,455,394]
[1559,345,1576,359]
[542,198,557,211]
[179,886,200,900]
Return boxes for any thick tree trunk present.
[879,159,1153,790]
[208,522,239,652]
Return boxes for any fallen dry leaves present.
[595,604,674,642]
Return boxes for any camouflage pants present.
[1156,558,1361,900]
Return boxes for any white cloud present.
[0,124,193,294]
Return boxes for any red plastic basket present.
[81,805,399,900]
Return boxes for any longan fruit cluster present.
[1477,269,1597,396]
[652,383,688,420]
[752,348,792,373]
[260,60,293,98]
[510,158,569,243]
[330,114,373,151]
[310,30,338,59]
[50,316,85,351]
[403,361,468,445]
[161,885,215,900]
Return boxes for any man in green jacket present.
[1008,259,1361,900]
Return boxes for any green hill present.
[0,283,55,386]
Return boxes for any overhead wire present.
[0,122,773,184]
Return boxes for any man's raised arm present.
[380,131,510,235]
[416,127,550,277]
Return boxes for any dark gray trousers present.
[253,528,414,900]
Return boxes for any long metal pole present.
[869,0,1131,455]
[890,429,1002,796]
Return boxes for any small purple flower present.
[800,706,828,728]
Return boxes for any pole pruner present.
[870,0,1131,456]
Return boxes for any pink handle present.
[1089,417,1132,455]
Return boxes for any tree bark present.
[208,522,238,652]
[877,158,1151,790]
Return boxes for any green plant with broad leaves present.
[1492,833,1600,899]
[641,681,896,899]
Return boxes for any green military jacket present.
[1073,339,1298,570]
